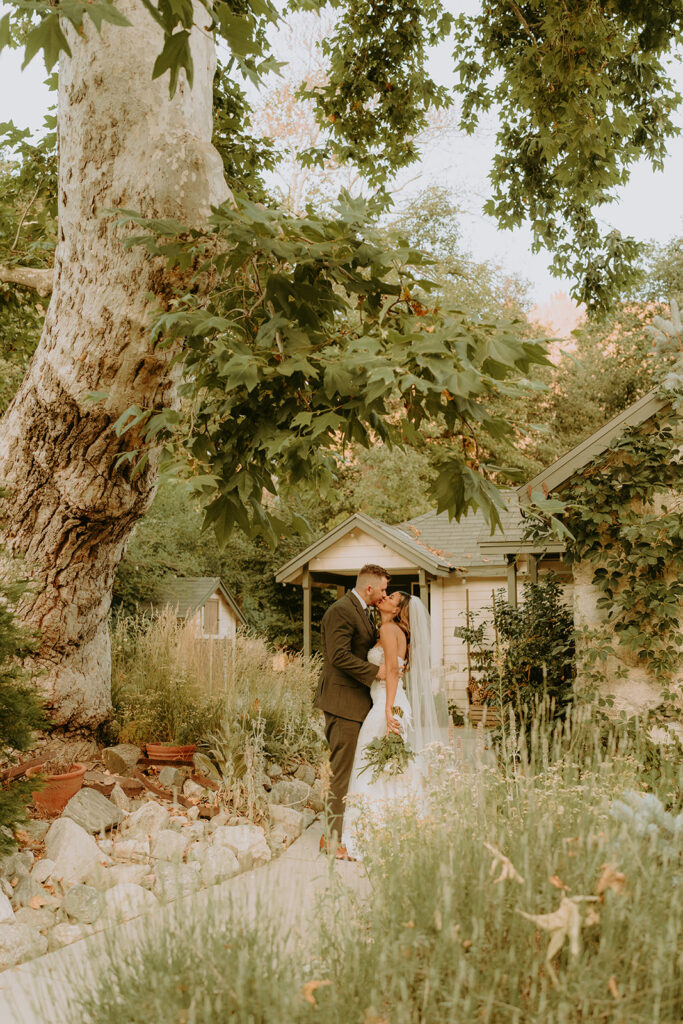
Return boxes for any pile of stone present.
[0,749,324,972]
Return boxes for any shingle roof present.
[402,495,527,570]
[149,577,246,624]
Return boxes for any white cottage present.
[276,502,566,707]
[150,577,246,639]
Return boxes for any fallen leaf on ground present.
[608,976,620,999]
[517,895,600,986]
[597,863,626,897]
[550,874,568,890]
[483,842,524,884]
[302,980,331,1005]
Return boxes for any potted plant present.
[26,760,87,813]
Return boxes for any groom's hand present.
[376,664,386,680]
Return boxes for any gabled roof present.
[518,388,670,500]
[402,494,528,571]
[275,512,455,584]
[150,577,247,625]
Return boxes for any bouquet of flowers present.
[358,707,416,782]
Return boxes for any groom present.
[314,564,390,855]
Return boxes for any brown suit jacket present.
[314,591,379,722]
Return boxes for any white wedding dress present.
[342,643,420,860]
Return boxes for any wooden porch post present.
[418,568,429,608]
[506,555,518,608]
[302,566,312,658]
[528,554,538,584]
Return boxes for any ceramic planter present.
[145,743,197,763]
[27,762,87,814]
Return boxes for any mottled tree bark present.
[0,2,227,728]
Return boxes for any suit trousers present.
[323,711,362,840]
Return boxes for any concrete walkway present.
[0,820,368,1024]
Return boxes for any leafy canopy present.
[2,0,682,311]
[113,193,549,542]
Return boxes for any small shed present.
[150,577,246,639]
[276,501,565,706]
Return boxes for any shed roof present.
[518,387,670,500]
[150,577,247,625]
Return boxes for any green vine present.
[562,408,682,692]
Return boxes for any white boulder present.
[103,883,158,923]
[119,802,170,839]
[45,819,103,886]
[0,923,47,968]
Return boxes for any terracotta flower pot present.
[145,743,197,763]
[27,762,87,814]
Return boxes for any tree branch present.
[0,264,53,296]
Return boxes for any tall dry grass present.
[74,704,682,1023]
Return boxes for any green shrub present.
[454,577,575,724]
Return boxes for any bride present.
[341,592,451,860]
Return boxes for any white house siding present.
[309,528,416,574]
[440,577,508,705]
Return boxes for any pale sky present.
[1,6,682,310]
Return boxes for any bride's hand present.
[385,708,401,736]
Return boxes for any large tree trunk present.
[0,2,227,728]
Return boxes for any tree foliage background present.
[1,1,683,648]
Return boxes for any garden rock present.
[159,766,186,790]
[62,787,124,834]
[182,779,206,801]
[109,783,130,811]
[0,893,14,924]
[21,820,50,842]
[31,859,56,884]
[12,876,46,909]
[200,847,239,887]
[182,822,206,841]
[208,809,230,832]
[268,825,291,853]
[88,863,150,889]
[46,818,103,886]
[97,839,114,856]
[186,840,209,864]
[186,805,200,821]
[268,804,304,842]
[14,907,56,931]
[302,808,316,830]
[112,838,150,863]
[268,779,310,811]
[102,744,141,776]
[295,765,316,787]
[0,850,33,879]
[150,829,190,862]
[153,861,201,901]
[267,763,283,779]
[0,880,12,900]
[0,923,47,969]
[48,923,87,951]
[120,801,169,839]
[212,825,270,871]
[103,883,158,923]
[308,780,326,813]
[63,884,103,925]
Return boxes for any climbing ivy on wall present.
[562,409,682,693]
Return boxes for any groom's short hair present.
[356,564,389,589]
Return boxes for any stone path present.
[0,820,367,1024]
